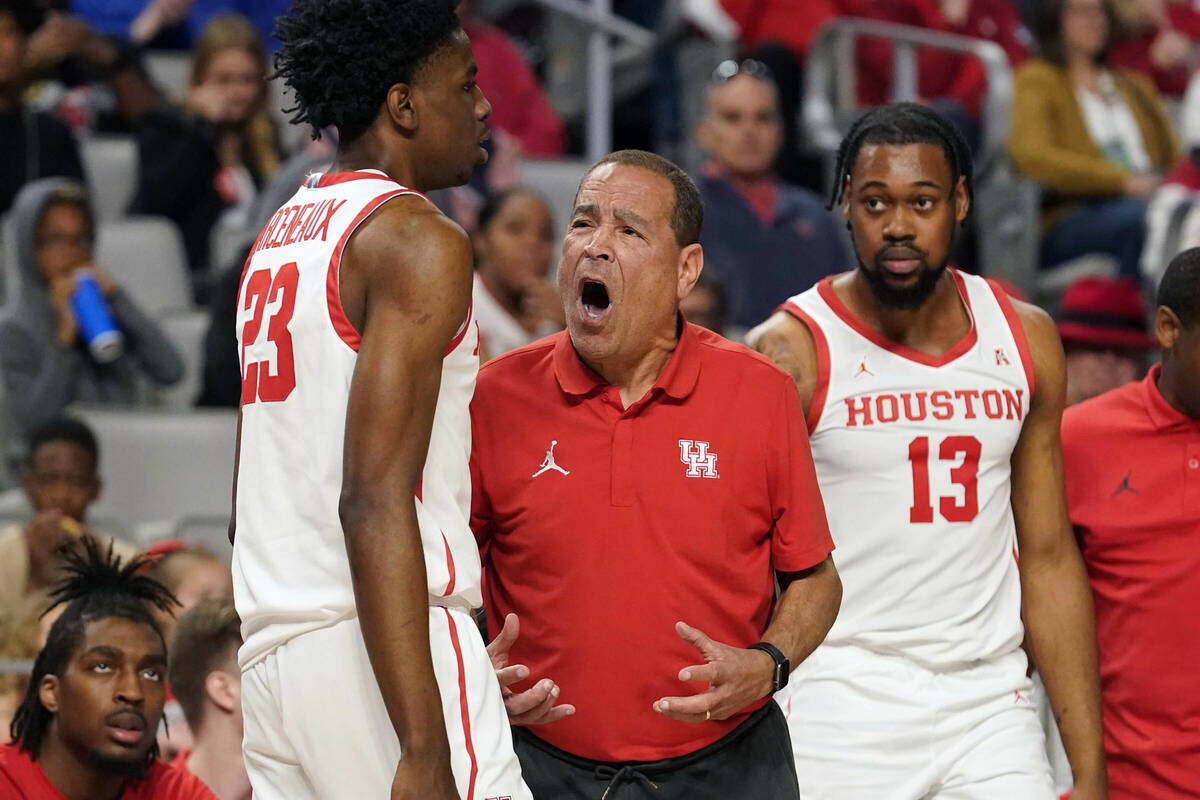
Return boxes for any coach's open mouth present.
[578,278,612,324]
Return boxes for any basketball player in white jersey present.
[228,2,530,798]
[749,104,1108,799]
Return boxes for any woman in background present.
[471,188,563,359]
[131,13,281,280]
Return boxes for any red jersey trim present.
[985,279,1036,398]
[445,302,474,358]
[777,301,830,433]
[442,608,479,800]
[314,170,394,188]
[439,532,457,597]
[816,270,978,368]
[325,189,414,352]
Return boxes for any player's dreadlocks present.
[273,0,461,142]
[9,538,178,759]
[828,102,973,215]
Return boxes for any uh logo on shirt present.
[679,440,719,479]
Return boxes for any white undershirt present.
[1076,70,1152,172]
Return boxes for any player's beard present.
[83,748,151,780]
[858,248,948,311]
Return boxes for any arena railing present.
[529,0,655,163]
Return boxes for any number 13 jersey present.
[233,169,482,669]
[781,270,1033,668]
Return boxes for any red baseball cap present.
[1056,276,1158,349]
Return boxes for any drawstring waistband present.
[595,765,659,799]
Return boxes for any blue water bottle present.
[69,273,124,363]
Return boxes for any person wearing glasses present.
[0,179,182,447]
[694,59,848,333]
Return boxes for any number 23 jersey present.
[781,270,1033,668]
[232,169,482,668]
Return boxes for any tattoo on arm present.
[755,331,805,385]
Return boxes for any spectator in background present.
[695,61,848,329]
[168,599,249,800]
[851,0,1033,152]
[0,0,83,215]
[0,540,217,799]
[1010,0,1180,278]
[0,610,39,734]
[130,13,282,274]
[472,188,562,360]
[1060,248,1200,799]
[1110,0,1199,97]
[0,180,183,443]
[458,1,564,157]
[0,417,139,622]
[143,542,232,648]
[680,269,734,338]
[1057,276,1158,404]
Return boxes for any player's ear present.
[953,175,969,224]
[39,675,61,714]
[385,83,418,133]
[676,243,703,302]
[1155,305,1181,350]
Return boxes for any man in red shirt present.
[0,538,216,799]
[1061,246,1200,799]
[471,149,841,799]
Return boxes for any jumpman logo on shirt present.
[1112,470,1138,497]
[532,440,570,478]
[853,357,873,378]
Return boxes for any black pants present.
[513,702,800,800]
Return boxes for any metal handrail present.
[803,18,1014,173]
[528,0,655,162]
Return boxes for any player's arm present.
[1010,301,1108,800]
[228,409,241,545]
[748,311,820,414]
[338,199,471,798]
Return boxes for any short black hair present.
[582,150,704,247]
[27,417,99,470]
[1034,0,1114,67]
[830,102,973,215]
[0,0,42,35]
[273,0,461,143]
[10,538,177,760]
[1158,247,1200,328]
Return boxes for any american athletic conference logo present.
[679,440,719,479]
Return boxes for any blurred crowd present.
[0,0,1194,797]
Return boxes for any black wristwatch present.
[747,641,790,693]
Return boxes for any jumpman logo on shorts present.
[532,440,570,478]
[1112,470,1138,497]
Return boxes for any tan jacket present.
[1009,59,1182,227]
[0,524,139,622]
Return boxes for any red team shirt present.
[470,322,834,763]
[1061,365,1200,799]
[0,742,216,799]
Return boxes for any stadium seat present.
[142,51,190,104]
[79,135,139,221]
[520,159,590,226]
[68,405,237,553]
[154,309,211,410]
[95,216,193,316]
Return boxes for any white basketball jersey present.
[232,169,482,668]
[782,270,1033,668]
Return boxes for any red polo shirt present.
[0,741,217,799]
[1061,364,1200,799]
[470,322,833,763]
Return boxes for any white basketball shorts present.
[777,645,1055,800]
[240,606,531,800]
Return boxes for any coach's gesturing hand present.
[487,612,576,725]
[652,621,776,723]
